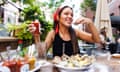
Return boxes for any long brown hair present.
[53,6,80,54]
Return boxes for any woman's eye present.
[64,13,68,15]
[64,13,73,17]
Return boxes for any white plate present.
[0,66,10,72]
[29,61,41,72]
[54,64,92,71]
[38,60,53,67]
[0,60,52,72]
[29,60,52,72]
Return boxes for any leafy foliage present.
[12,0,35,5]
[22,5,43,21]
[80,0,96,12]
[10,0,64,41]
[47,0,64,8]
[43,0,64,15]
[21,3,53,41]
[6,21,33,40]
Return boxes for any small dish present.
[37,60,53,72]
[111,53,120,58]
[0,66,10,72]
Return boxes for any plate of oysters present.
[52,54,95,72]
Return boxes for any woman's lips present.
[65,19,72,24]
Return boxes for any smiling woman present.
[28,5,100,58]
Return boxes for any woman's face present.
[59,7,73,27]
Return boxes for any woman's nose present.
[68,15,73,21]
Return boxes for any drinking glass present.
[36,42,54,72]
[36,42,47,60]
[93,49,111,64]
[1,49,17,72]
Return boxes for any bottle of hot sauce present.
[18,39,24,57]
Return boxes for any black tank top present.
[53,33,73,57]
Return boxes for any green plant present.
[11,0,53,41]
[6,21,33,40]
[80,0,96,12]
[12,0,35,5]
[21,4,53,41]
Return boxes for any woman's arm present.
[34,30,55,50]
[45,30,55,50]
[33,30,55,57]
[74,17,100,43]
[28,23,55,51]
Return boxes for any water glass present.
[36,42,47,60]
[93,50,111,63]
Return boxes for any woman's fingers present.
[74,17,92,25]
[73,18,84,24]
[28,24,36,33]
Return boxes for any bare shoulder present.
[48,30,55,36]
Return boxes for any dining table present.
[0,50,120,72]
[92,54,120,72]
[39,50,120,72]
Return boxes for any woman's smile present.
[65,18,72,24]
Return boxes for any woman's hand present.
[28,24,36,34]
[28,20,41,35]
[74,17,101,43]
[73,17,92,25]
[28,20,41,43]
